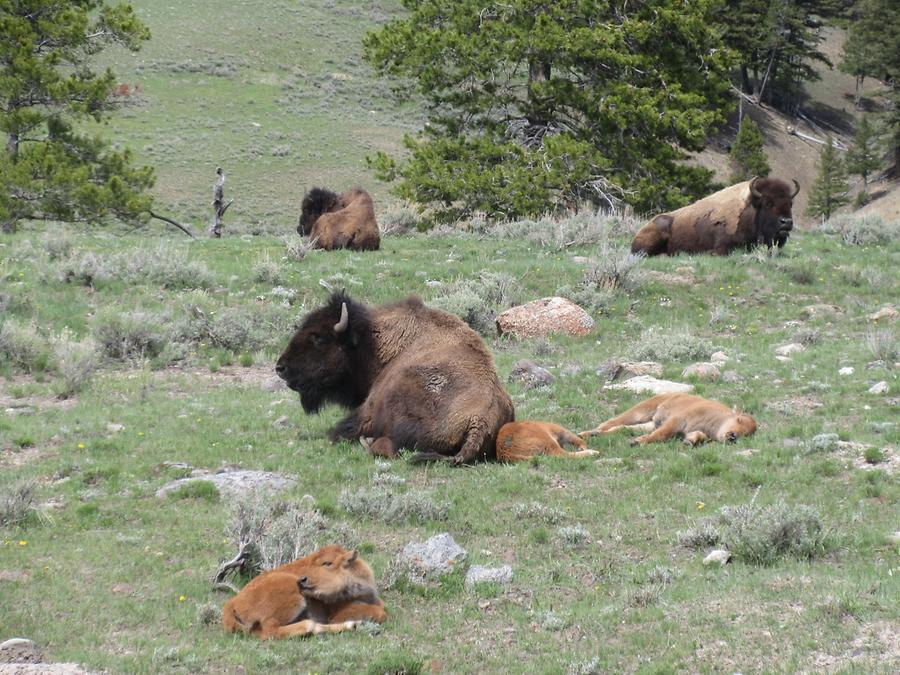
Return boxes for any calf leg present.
[683,430,709,446]
[631,417,682,446]
[553,429,600,457]
[267,618,361,639]
[580,399,662,437]
[360,436,397,459]
[328,599,387,624]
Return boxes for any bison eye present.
[322,561,332,567]
[311,334,326,347]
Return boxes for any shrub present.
[40,230,74,261]
[513,501,566,525]
[820,214,899,246]
[380,204,420,235]
[281,234,317,262]
[338,486,449,524]
[678,501,830,565]
[53,331,100,398]
[167,480,220,502]
[0,479,40,527]
[366,652,424,675]
[59,251,115,287]
[863,447,885,465]
[430,270,522,334]
[866,327,898,363]
[92,310,169,360]
[251,253,285,285]
[120,245,214,290]
[557,525,590,546]
[0,320,54,372]
[627,326,712,363]
[483,210,640,249]
[807,433,839,453]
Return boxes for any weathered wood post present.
[210,167,232,237]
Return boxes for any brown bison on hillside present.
[298,187,380,251]
[275,293,515,465]
[631,177,800,256]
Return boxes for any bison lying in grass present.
[297,187,380,251]
[276,293,515,465]
[631,177,800,256]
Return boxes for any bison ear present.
[346,550,358,565]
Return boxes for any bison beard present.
[275,293,515,465]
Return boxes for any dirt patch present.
[835,441,898,475]
[765,395,824,415]
[808,620,900,674]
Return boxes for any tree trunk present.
[740,65,752,95]
[6,132,18,158]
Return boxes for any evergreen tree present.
[363,0,734,222]
[0,0,153,232]
[729,118,771,182]
[806,138,849,220]
[845,115,882,189]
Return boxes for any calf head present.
[749,177,800,247]
[298,187,341,236]
[717,412,758,442]
[275,293,371,413]
[296,545,378,604]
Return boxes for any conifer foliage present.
[806,139,849,221]
[0,0,154,231]
[729,118,771,182]
[363,0,734,223]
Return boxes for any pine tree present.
[0,0,153,232]
[845,115,883,189]
[729,118,771,182]
[363,0,734,222]
[806,138,849,221]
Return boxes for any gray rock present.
[508,359,554,388]
[496,297,594,338]
[0,638,41,664]
[702,549,731,566]
[397,533,467,581]
[722,370,742,384]
[155,469,296,499]
[597,360,663,382]
[465,564,514,589]
[868,381,889,394]
[604,375,693,395]
[838,367,854,376]
[272,415,291,428]
[775,343,805,357]
[105,423,124,433]
[262,376,286,392]
[710,351,729,364]
[682,362,721,380]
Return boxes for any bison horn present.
[333,302,349,334]
[790,179,800,198]
[749,176,763,199]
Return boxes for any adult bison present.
[631,177,800,256]
[275,293,515,465]
[297,187,380,251]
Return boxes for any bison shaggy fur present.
[631,177,800,256]
[276,293,515,465]
[298,187,380,251]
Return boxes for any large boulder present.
[496,297,593,338]
[604,375,693,395]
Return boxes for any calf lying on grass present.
[580,393,757,446]
[496,421,600,462]
[223,545,386,640]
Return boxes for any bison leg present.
[452,417,491,465]
[360,436,397,459]
[579,400,662,438]
[683,430,709,446]
[329,410,361,442]
[328,599,387,624]
[631,417,682,446]
[269,618,361,639]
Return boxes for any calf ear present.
[346,550,359,566]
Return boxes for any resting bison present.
[496,421,600,462]
[275,293,515,465]
[631,177,800,256]
[579,393,757,446]
[297,187,380,251]
[222,545,386,640]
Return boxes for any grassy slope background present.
[1,1,899,673]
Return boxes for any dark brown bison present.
[275,293,515,465]
[297,187,380,251]
[631,177,800,256]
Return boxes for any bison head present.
[275,293,372,413]
[749,177,800,248]
[298,187,341,236]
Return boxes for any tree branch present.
[149,210,195,237]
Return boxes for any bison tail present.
[406,451,453,465]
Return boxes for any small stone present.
[722,370,742,384]
[775,343,805,357]
[0,569,31,582]
[775,355,792,363]
[682,362,721,380]
[868,381,889,394]
[734,449,756,458]
[710,351,728,364]
[605,375,693,395]
[869,306,898,321]
[508,360,554,388]
[801,304,842,319]
[105,423,124,433]
[464,564,514,589]
[111,583,134,595]
[703,549,731,566]
[597,361,663,382]
[262,376,286,392]
[272,415,291,428]
[425,280,443,288]
[397,533,467,582]
[838,367,854,376]
[887,531,900,546]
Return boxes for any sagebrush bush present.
[513,501,566,524]
[59,251,115,286]
[866,327,898,362]
[1,479,40,527]
[821,213,899,246]
[40,230,74,261]
[0,320,53,372]
[251,253,285,285]
[627,326,713,363]
[53,331,100,398]
[678,501,830,565]
[61,247,213,290]
[338,486,449,524]
[482,210,640,249]
[281,234,318,262]
[430,270,522,334]
[557,525,590,546]
[380,204,420,234]
[92,310,169,360]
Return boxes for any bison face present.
[750,177,800,248]
[298,187,340,236]
[275,294,371,413]
[719,413,757,442]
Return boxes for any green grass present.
[1,222,898,673]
